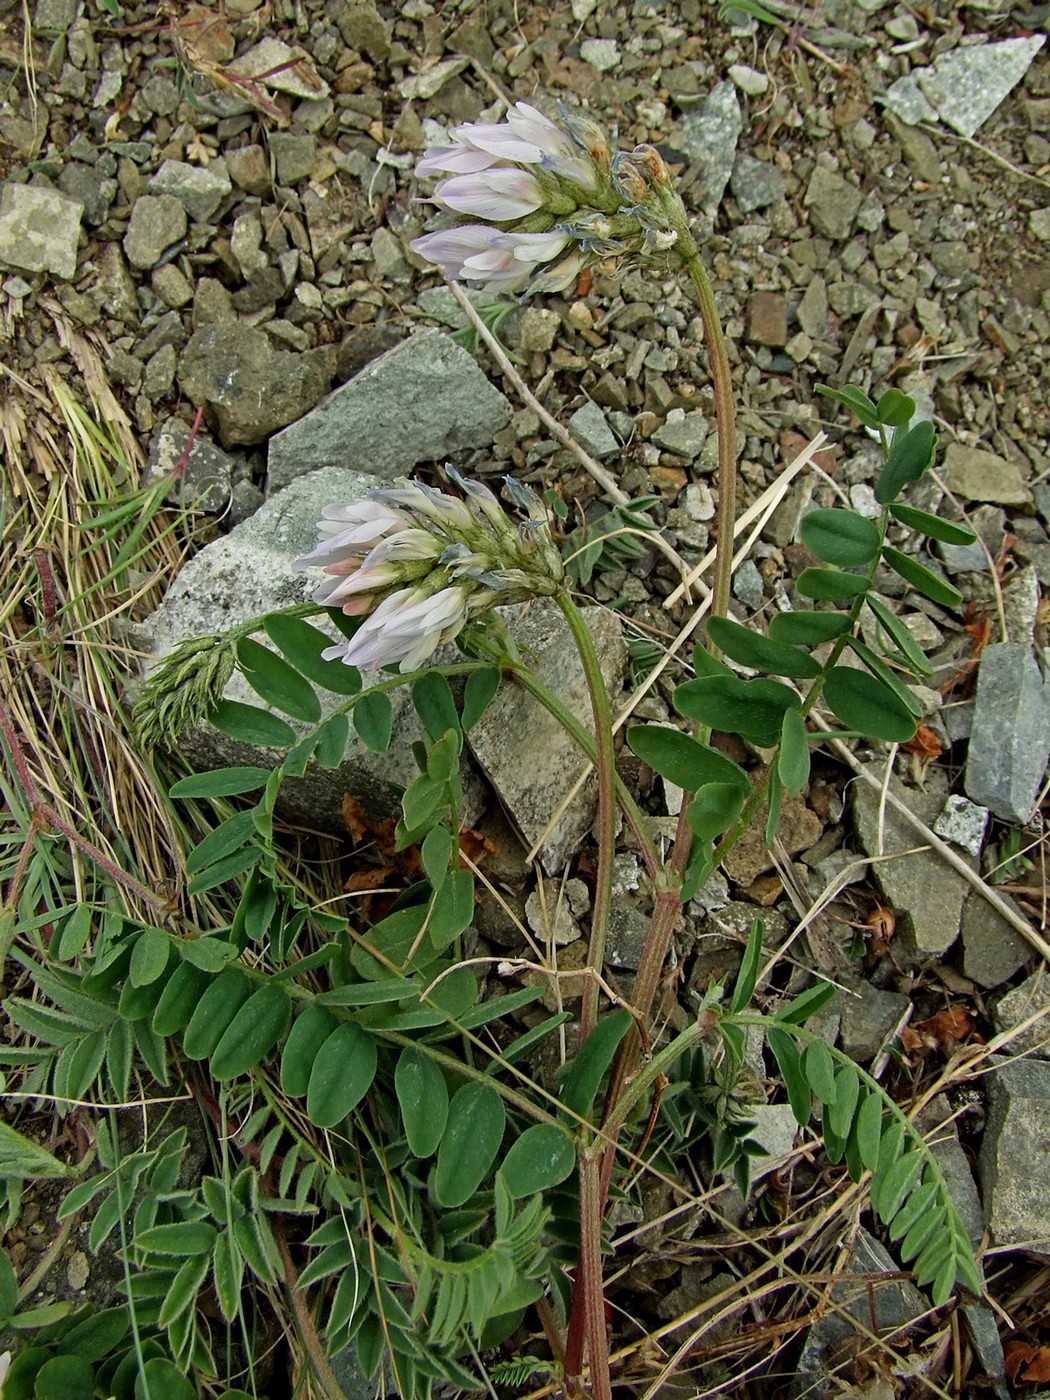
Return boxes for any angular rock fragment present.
[965,643,1050,824]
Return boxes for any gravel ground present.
[4,0,1050,1395]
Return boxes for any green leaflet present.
[434,1082,506,1208]
[707,615,821,679]
[395,1047,449,1158]
[306,1023,377,1128]
[822,666,918,743]
[237,636,321,723]
[800,508,881,569]
[626,724,749,795]
[262,613,362,695]
[499,1124,575,1198]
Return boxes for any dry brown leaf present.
[900,1005,979,1057]
[1005,1339,1050,1383]
[901,724,943,758]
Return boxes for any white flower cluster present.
[296,472,563,673]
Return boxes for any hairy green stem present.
[555,593,617,1044]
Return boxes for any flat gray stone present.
[669,80,742,215]
[730,153,785,213]
[123,194,187,271]
[833,977,911,1064]
[568,401,619,460]
[178,322,336,448]
[918,36,1046,140]
[135,467,480,831]
[978,1055,1050,1246]
[805,165,862,241]
[881,73,939,127]
[942,443,1031,506]
[965,643,1050,824]
[144,417,237,513]
[652,409,708,459]
[267,330,512,493]
[0,183,83,279]
[852,772,969,958]
[149,159,232,223]
[932,794,988,857]
[994,971,1050,1059]
[959,890,1032,990]
[467,600,625,872]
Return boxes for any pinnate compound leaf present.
[307,1023,378,1128]
[263,613,362,694]
[778,707,810,797]
[768,610,853,646]
[354,690,392,753]
[707,615,821,679]
[881,546,963,608]
[874,1149,924,1224]
[875,420,936,504]
[499,1124,575,1198]
[169,767,270,798]
[395,1047,448,1158]
[796,567,868,602]
[817,383,880,430]
[889,1179,938,1242]
[462,666,501,729]
[237,636,321,722]
[211,700,296,749]
[823,666,918,743]
[434,1082,506,1208]
[626,725,749,795]
[129,926,171,987]
[800,509,881,569]
[889,503,977,546]
[562,1009,633,1121]
[674,675,800,748]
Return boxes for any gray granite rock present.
[932,795,988,857]
[978,1055,1050,1246]
[467,599,625,872]
[994,971,1050,1059]
[123,194,187,271]
[790,1228,927,1397]
[0,183,83,279]
[669,80,742,216]
[942,444,1031,506]
[959,891,1032,990]
[805,165,862,241]
[136,467,481,831]
[965,643,1050,824]
[568,401,619,459]
[833,977,911,1064]
[652,409,707,459]
[730,153,785,213]
[144,417,237,513]
[852,772,969,958]
[178,323,336,448]
[266,330,512,493]
[57,161,114,227]
[917,36,1046,140]
[149,159,232,223]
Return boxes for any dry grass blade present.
[1,307,186,925]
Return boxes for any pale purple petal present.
[433,169,544,220]
[411,224,505,277]
[416,144,499,176]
